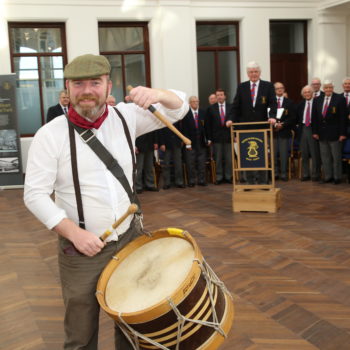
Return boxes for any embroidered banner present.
[239,131,266,168]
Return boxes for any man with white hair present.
[230,61,277,184]
[296,85,321,181]
[312,80,347,184]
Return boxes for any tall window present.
[196,22,240,108]
[98,22,151,103]
[8,22,67,135]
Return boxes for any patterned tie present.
[322,97,329,118]
[220,104,225,126]
[194,111,199,128]
[251,83,256,104]
[305,101,311,127]
[277,98,281,109]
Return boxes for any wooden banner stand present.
[231,121,281,213]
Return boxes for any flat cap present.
[64,54,111,80]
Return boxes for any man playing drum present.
[24,54,189,350]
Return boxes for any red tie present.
[220,105,225,126]
[251,83,256,104]
[194,111,199,128]
[305,101,311,127]
[277,98,281,109]
[322,98,329,117]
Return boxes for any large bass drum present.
[96,228,234,349]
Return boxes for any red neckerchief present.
[68,105,109,129]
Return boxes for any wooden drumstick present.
[99,204,139,242]
[127,85,191,146]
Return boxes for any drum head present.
[105,236,195,313]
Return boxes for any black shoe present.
[198,182,207,186]
[176,184,186,188]
[163,185,170,190]
[145,186,159,192]
[188,183,195,187]
[334,179,341,185]
[301,176,310,182]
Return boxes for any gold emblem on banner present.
[242,136,263,161]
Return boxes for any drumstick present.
[127,85,191,146]
[99,204,139,242]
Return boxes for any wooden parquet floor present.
[1,179,350,350]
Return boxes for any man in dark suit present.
[296,85,321,181]
[182,96,208,186]
[135,131,158,193]
[312,80,347,184]
[342,77,350,135]
[158,123,185,189]
[46,90,70,122]
[205,89,233,184]
[230,61,277,184]
[311,77,325,99]
[273,82,296,181]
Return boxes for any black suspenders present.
[68,107,141,229]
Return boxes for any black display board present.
[0,74,23,188]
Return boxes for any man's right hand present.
[53,218,104,257]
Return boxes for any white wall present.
[0,0,348,171]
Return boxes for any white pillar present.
[313,12,347,91]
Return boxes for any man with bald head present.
[296,85,321,181]
[311,77,324,99]
[273,82,296,181]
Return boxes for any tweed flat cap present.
[64,54,111,80]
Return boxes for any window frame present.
[98,21,151,98]
[8,22,67,137]
[196,21,241,92]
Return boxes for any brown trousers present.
[58,223,141,350]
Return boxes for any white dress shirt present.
[24,90,188,241]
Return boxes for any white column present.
[313,12,347,91]
[240,14,271,81]
[149,5,194,96]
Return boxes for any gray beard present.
[74,105,102,121]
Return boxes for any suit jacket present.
[136,130,158,153]
[275,97,296,138]
[311,93,347,142]
[295,99,317,140]
[230,80,277,126]
[205,102,232,143]
[182,109,207,148]
[158,121,183,149]
[46,104,66,123]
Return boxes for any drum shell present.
[96,229,234,350]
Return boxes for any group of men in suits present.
[297,77,350,184]
[47,71,350,190]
